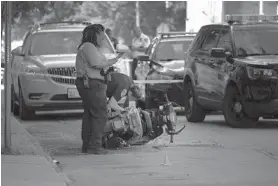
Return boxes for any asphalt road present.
[2,85,278,185]
[17,111,278,186]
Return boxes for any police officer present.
[75,24,121,154]
[106,72,143,112]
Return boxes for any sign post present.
[3,1,12,152]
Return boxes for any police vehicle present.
[10,21,117,120]
[135,32,196,109]
[183,15,278,127]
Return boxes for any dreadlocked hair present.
[78,24,105,49]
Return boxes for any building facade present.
[187,1,278,32]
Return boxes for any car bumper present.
[244,99,278,118]
[146,83,184,105]
[20,74,82,110]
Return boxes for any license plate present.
[67,88,80,98]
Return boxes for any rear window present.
[29,31,82,56]
[154,40,192,61]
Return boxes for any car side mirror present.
[11,46,24,56]
[210,48,226,58]
[137,55,150,61]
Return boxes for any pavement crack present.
[254,148,278,161]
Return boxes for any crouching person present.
[106,72,143,112]
[103,107,153,149]
[102,72,153,148]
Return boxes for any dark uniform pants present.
[75,78,108,149]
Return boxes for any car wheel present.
[19,85,35,120]
[223,85,258,128]
[144,86,159,109]
[184,81,206,122]
[11,86,19,116]
[145,96,159,109]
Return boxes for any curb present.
[11,117,74,186]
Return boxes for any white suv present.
[11,22,121,120]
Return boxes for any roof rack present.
[29,21,92,32]
[225,14,278,24]
[158,32,197,38]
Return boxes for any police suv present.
[183,15,278,127]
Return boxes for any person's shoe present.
[90,147,109,155]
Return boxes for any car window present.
[216,29,232,52]
[29,31,82,56]
[200,29,221,51]
[154,40,192,61]
[233,27,278,56]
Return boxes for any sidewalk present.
[2,155,67,186]
[1,90,70,186]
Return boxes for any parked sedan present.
[134,32,196,109]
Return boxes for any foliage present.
[2,1,187,44]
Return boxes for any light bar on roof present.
[226,14,278,23]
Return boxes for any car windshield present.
[30,31,82,55]
[233,27,278,56]
[155,40,192,61]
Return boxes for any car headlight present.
[152,65,169,73]
[246,66,276,80]
[24,64,45,78]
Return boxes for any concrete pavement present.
[2,155,68,186]
[1,88,71,186]
[59,141,278,186]
[21,113,278,186]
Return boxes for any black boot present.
[90,139,108,155]
[90,147,108,155]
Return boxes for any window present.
[200,29,221,51]
[216,29,232,52]
[154,40,192,61]
[234,26,278,56]
[29,31,82,56]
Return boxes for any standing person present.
[75,24,122,154]
[130,26,151,79]
[105,28,118,50]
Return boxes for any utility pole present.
[136,1,140,27]
[185,1,187,31]
[259,1,264,15]
[3,1,12,152]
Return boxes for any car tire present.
[145,96,159,109]
[184,81,206,122]
[11,86,19,116]
[144,85,159,109]
[18,85,35,120]
[223,85,258,128]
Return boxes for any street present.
[20,112,278,186]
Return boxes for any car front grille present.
[47,67,76,85]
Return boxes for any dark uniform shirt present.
[106,72,133,104]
